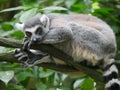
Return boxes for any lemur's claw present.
[14,49,28,62]
[14,49,20,54]
[22,40,30,51]
[21,62,29,68]
[21,60,33,68]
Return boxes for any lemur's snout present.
[32,38,38,43]
[32,38,39,43]
[31,36,42,44]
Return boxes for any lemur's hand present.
[14,49,48,67]
[14,36,31,67]
[14,49,29,67]
[22,37,31,51]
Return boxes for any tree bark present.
[0,36,103,81]
[0,36,109,89]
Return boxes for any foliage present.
[0,0,120,90]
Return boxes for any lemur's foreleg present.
[14,36,30,63]
[14,36,49,67]
[41,27,72,44]
[21,36,30,51]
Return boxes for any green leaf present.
[6,84,25,90]
[65,0,77,8]
[0,47,11,53]
[0,71,14,85]
[22,0,40,7]
[1,23,13,31]
[0,6,24,13]
[36,82,47,90]
[41,6,68,12]
[1,31,15,37]
[61,87,70,90]
[39,71,54,78]
[16,71,33,82]
[10,30,24,39]
[92,2,100,10]
[81,77,94,90]
[73,78,86,89]
[94,7,114,15]
[20,8,38,23]
[0,0,8,3]
[53,0,64,6]
[33,66,39,78]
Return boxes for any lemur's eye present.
[25,31,32,37]
[35,27,43,35]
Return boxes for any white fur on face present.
[25,25,39,34]
[15,23,24,30]
[25,25,49,36]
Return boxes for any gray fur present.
[18,14,117,65]
[15,14,119,90]
[24,15,42,29]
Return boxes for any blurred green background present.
[0,0,120,90]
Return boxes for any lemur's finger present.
[21,61,31,68]
[27,41,32,50]
[22,40,29,50]
[18,54,28,61]
[15,53,24,57]
[14,52,28,58]
[14,49,21,54]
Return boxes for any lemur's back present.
[48,14,119,90]
[49,14,115,39]
[48,14,116,64]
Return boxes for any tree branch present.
[0,37,103,83]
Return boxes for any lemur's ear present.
[40,15,49,28]
[15,23,24,30]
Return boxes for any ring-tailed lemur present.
[14,14,120,90]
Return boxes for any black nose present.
[32,38,38,43]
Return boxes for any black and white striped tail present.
[103,59,120,90]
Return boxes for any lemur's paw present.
[21,53,49,67]
[14,49,28,62]
[21,61,33,68]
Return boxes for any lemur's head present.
[15,15,50,44]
